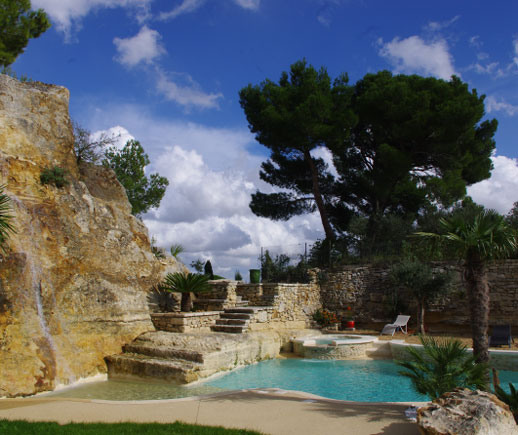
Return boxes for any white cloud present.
[33,0,151,37]
[514,38,518,67]
[158,0,205,21]
[468,155,518,214]
[155,68,223,110]
[424,15,460,32]
[485,96,518,117]
[233,0,260,10]
[469,35,482,48]
[378,36,457,80]
[149,146,254,223]
[113,26,165,67]
[90,125,134,150]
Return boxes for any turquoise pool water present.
[45,359,518,402]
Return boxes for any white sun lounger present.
[380,315,410,336]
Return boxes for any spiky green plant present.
[493,371,518,424]
[397,335,488,400]
[0,185,15,253]
[160,272,211,312]
[170,244,184,258]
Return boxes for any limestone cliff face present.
[0,75,184,397]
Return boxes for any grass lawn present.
[0,420,262,435]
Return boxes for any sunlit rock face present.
[0,75,184,397]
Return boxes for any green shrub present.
[40,166,68,188]
[235,270,243,281]
[397,335,488,400]
[312,309,339,327]
[160,272,211,312]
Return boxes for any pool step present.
[104,353,202,383]
[122,343,204,363]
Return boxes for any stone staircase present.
[211,307,268,333]
[195,295,249,311]
[104,340,206,383]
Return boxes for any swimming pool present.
[44,358,518,402]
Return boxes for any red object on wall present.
[345,320,355,329]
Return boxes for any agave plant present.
[397,335,488,400]
[160,272,211,312]
[0,185,15,253]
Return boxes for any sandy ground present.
[0,389,423,435]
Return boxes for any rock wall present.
[320,261,518,330]
[0,75,184,397]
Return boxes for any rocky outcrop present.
[0,75,184,397]
[417,389,518,435]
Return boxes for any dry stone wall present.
[319,260,518,330]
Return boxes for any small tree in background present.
[160,272,211,312]
[0,185,15,253]
[190,258,204,273]
[234,270,243,281]
[390,259,452,334]
[103,140,169,217]
[0,0,51,68]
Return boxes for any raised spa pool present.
[292,334,377,359]
[44,358,518,403]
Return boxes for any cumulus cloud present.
[378,36,457,80]
[468,155,518,214]
[90,125,134,150]
[514,38,518,67]
[155,68,223,110]
[485,96,518,117]
[33,0,150,37]
[113,26,165,67]
[149,146,254,223]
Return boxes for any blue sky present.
[12,0,518,276]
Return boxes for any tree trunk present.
[304,149,335,241]
[464,257,490,366]
[180,292,192,312]
[418,297,426,335]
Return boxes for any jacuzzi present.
[292,334,378,360]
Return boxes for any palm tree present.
[160,272,211,312]
[397,336,488,400]
[416,210,517,365]
[0,185,15,253]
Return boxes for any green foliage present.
[493,379,518,424]
[1,65,31,81]
[160,272,211,312]
[190,258,204,273]
[505,201,518,232]
[240,59,354,240]
[170,244,184,259]
[312,309,339,327]
[150,236,166,259]
[234,270,243,281]
[390,259,452,333]
[103,140,169,217]
[0,185,15,253]
[40,166,68,188]
[0,0,51,67]
[0,419,262,435]
[260,250,309,283]
[73,121,117,164]
[397,336,488,400]
[161,273,211,294]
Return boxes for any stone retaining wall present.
[236,278,322,329]
[150,312,220,333]
[320,260,518,330]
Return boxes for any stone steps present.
[211,324,246,333]
[216,318,249,326]
[104,353,201,383]
[220,312,251,320]
[123,343,205,363]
